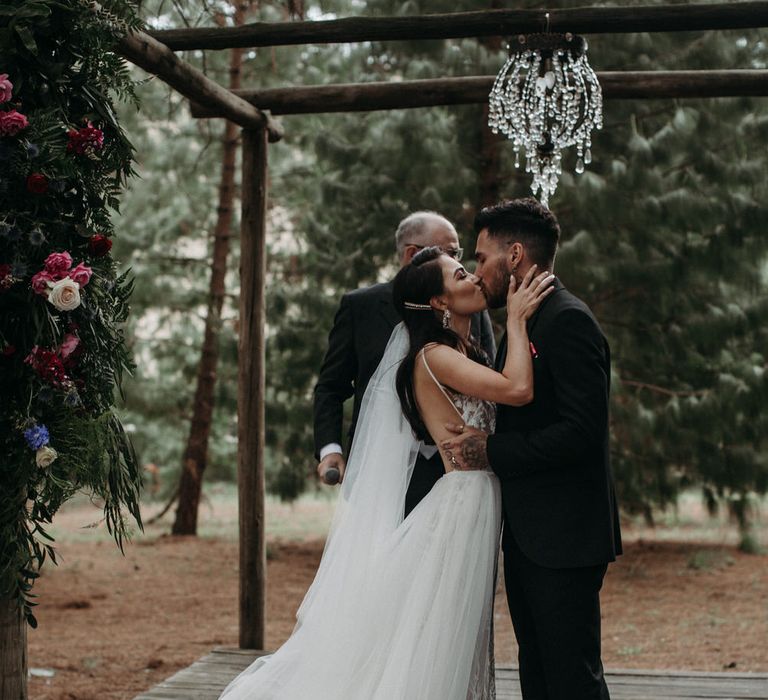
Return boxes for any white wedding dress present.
[220,324,501,700]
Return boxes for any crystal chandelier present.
[488,30,603,207]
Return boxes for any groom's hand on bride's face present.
[441,425,489,471]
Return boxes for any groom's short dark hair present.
[474,198,560,268]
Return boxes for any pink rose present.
[44,251,72,277]
[0,109,28,136]
[0,74,12,103]
[31,270,55,295]
[69,262,92,287]
[58,333,80,360]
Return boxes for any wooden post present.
[238,126,268,650]
[0,596,27,700]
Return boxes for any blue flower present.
[0,223,11,238]
[28,228,45,246]
[64,389,81,407]
[36,387,54,404]
[10,261,27,277]
[24,424,50,450]
[26,143,40,158]
[48,180,66,193]
[6,226,21,242]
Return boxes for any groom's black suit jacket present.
[314,280,495,460]
[488,279,622,569]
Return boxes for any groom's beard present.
[483,260,513,309]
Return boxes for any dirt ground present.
[27,490,768,699]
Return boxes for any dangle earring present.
[442,309,451,329]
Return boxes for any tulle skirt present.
[219,469,502,700]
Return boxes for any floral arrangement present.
[0,0,143,626]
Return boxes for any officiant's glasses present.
[406,243,463,261]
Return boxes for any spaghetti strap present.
[420,347,465,423]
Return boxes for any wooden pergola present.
[118,1,768,654]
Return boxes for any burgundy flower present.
[0,109,28,136]
[67,122,104,155]
[87,234,112,257]
[0,263,12,291]
[25,346,68,386]
[2,344,15,357]
[26,173,48,194]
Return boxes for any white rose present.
[47,276,81,311]
[36,446,58,468]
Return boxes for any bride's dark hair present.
[392,246,489,442]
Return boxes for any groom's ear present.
[507,241,524,269]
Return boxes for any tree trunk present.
[172,1,248,536]
[0,596,26,700]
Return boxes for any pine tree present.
[120,1,768,543]
[172,0,250,536]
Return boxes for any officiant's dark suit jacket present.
[488,278,622,569]
[314,280,495,512]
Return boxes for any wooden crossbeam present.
[189,70,768,118]
[151,2,768,51]
[118,30,283,141]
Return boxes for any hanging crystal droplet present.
[487,32,602,206]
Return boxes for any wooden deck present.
[134,648,768,699]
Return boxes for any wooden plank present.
[117,30,283,141]
[188,70,768,119]
[135,649,768,700]
[149,2,768,51]
[237,128,269,650]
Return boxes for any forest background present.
[117,0,768,547]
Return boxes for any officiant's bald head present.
[395,212,461,266]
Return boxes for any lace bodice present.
[420,348,497,434]
[442,384,496,434]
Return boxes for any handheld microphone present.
[323,467,341,485]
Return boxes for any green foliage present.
[113,57,241,494]
[0,0,142,624]
[121,1,767,526]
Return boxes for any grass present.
[47,483,767,553]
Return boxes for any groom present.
[443,198,622,700]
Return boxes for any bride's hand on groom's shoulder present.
[507,265,556,324]
[441,425,490,471]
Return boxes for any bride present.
[220,246,554,700]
